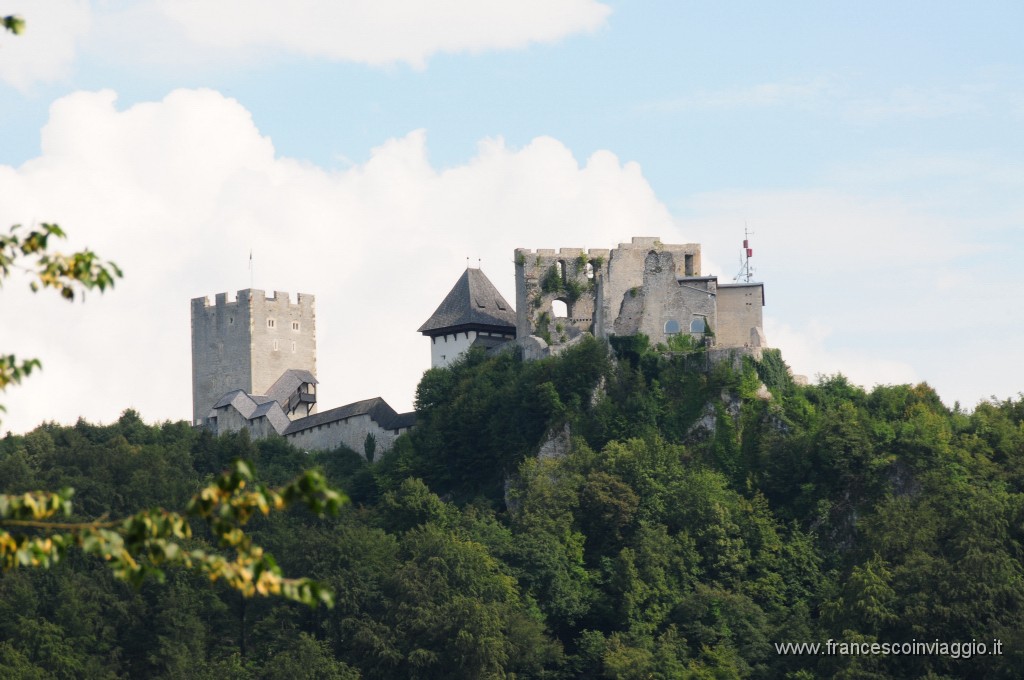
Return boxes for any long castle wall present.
[285,414,401,459]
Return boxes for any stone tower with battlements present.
[190,289,316,425]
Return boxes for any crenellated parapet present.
[192,289,314,310]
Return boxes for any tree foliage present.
[0,459,345,607]
[3,220,1023,676]
[0,214,346,618]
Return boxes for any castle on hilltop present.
[192,236,765,457]
[191,290,415,456]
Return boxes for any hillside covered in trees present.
[1,338,1022,679]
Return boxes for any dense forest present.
[1,337,1022,679]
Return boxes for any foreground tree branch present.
[0,459,346,607]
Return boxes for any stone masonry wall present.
[716,284,765,348]
[620,250,717,346]
[514,246,610,345]
[192,292,253,425]
[211,403,250,435]
[514,237,704,348]
[600,237,701,340]
[285,414,399,459]
[249,290,317,403]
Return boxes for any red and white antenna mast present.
[735,225,755,283]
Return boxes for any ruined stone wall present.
[615,250,717,346]
[514,247,609,345]
[514,237,704,348]
[716,283,765,348]
[600,237,701,340]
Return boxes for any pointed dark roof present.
[418,268,516,335]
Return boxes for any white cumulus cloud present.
[677,184,1023,408]
[152,0,611,67]
[2,1,611,88]
[0,87,672,434]
[0,0,91,90]
[763,317,919,391]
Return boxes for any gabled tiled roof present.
[266,369,318,407]
[213,390,273,415]
[212,390,290,434]
[418,268,516,335]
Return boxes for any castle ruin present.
[191,236,766,457]
[514,236,765,351]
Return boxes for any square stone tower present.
[190,289,316,425]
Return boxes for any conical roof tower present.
[418,268,516,367]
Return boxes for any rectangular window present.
[267,319,275,328]
[272,339,279,351]
[292,321,300,331]
[291,341,297,353]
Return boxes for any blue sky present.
[1,1,1022,432]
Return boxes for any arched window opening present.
[552,300,569,318]
[690,317,706,333]
[556,260,566,283]
[645,250,661,274]
[664,319,681,334]
[585,262,595,279]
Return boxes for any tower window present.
[292,321,300,331]
[267,319,276,329]
[273,339,279,351]
[664,319,680,334]
[291,341,297,353]
[690,317,706,333]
